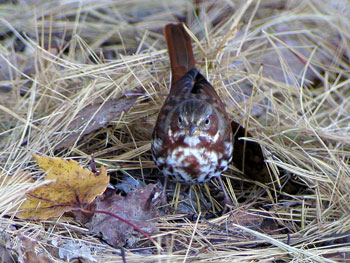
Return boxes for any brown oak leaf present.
[82,184,160,247]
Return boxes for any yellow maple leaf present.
[17,154,109,220]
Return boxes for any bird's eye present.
[178,116,183,124]
[204,118,210,125]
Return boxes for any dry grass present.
[1,0,350,262]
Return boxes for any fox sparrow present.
[151,23,233,207]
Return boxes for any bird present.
[151,23,233,210]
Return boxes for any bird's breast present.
[156,132,232,183]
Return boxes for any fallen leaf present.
[81,184,160,247]
[0,227,17,263]
[18,235,52,263]
[58,240,96,262]
[17,155,109,220]
[0,240,15,263]
[230,208,264,231]
[54,96,138,150]
[227,208,283,237]
[114,175,145,194]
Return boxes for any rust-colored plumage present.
[164,23,195,86]
[152,23,233,208]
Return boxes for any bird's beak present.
[188,123,199,136]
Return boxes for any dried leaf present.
[231,208,264,231]
[0,243,15,263]
[54,97,138,150]
[0,228,17,263]
[18,235,52,263]
[17,155,109,220]
[82,184,160,247]
[58,240,96,262]
[229,208,282,236]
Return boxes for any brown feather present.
[164,23,195,86]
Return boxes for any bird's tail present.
[164,23,195,86]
